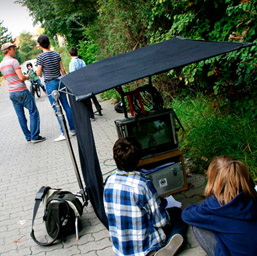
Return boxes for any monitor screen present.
[127,118,172,150]
[115,110,178,158]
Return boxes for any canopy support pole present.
[51,90,88,206]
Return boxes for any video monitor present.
[115,109,178,159]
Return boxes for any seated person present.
[182,155,257,256]
[104,137,187,256]
[26,62,46,95]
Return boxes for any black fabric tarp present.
[62,37,254,228]
[62,37,253,101]
[68,95,108,228]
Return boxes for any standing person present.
[69,47,95,121]
[104,137,187,256]
[182,155,257,256]
[36,35,76,142]
[0,42,45,143]
[26,62,46,96]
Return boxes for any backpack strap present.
[30,186,61,246]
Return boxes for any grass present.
[170,95,257,180]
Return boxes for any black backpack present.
[31,186,83,246]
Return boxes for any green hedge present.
[171,95,257,180]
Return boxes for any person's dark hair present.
[69,47,78,56]
[37,34,50,49]
[113,137,142,171]
[26,62,32,68]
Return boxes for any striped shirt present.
[104,170,169,256]
[0,56,27,92]
[37,51,61,81]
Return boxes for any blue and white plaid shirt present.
[104,170,169,256]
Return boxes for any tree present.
[16,32,42,64]
[0,20,13,62]
[0,20,12,45]
[17,0,98,46]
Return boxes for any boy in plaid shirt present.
[104,137,186,256]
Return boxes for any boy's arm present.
[36,65,43,77]
[60,61,66,75]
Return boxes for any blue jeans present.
[9,89,40,141]
[163,207,187,243]
[45,79,75,133]
[191,226,216,256]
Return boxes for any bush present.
[171,95,257,180]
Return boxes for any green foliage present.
[0,20,12,44]
[171,95,257,180]
[58,47,70,72]
[17,0,98,46]
[0,20,13,64]
[91,0,152,59]
[152,0,257,97]
[78,28,98,65]
[100,89,120,102]
[15,32,42,64]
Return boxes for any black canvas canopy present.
[62,37,253,101]
[62,37,254,228]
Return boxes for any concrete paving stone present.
[79,223,106,236]
[30,241,63,254]
[0,224,8,233]
[92,229,110,241]
[45,245,80,256]
[0,241,18,253]
[96,246,114,256]
[4,227,21,240]
[0,248,31,256]
[74,251,97,256]
[63,233,94,247]
[87,216,104,226]
[79,237,112,254]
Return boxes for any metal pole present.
[51,90,88,204]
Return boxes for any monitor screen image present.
[127,119,172,150]
[115,109,178,158]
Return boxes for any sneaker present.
[154,234,183,256]
[90,118,95,122]
[70,130,76,136]
[31,136,46,144]
[54,134,66,142]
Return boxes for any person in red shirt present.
[0,42,45,143]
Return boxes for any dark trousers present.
[163,207,188,244]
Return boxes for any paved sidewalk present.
[0,82,206,256]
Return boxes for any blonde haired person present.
[182,156,257,256]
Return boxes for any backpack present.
[31,186,83,246]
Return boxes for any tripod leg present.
[75,217,79,241]
[92,95,102,116]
